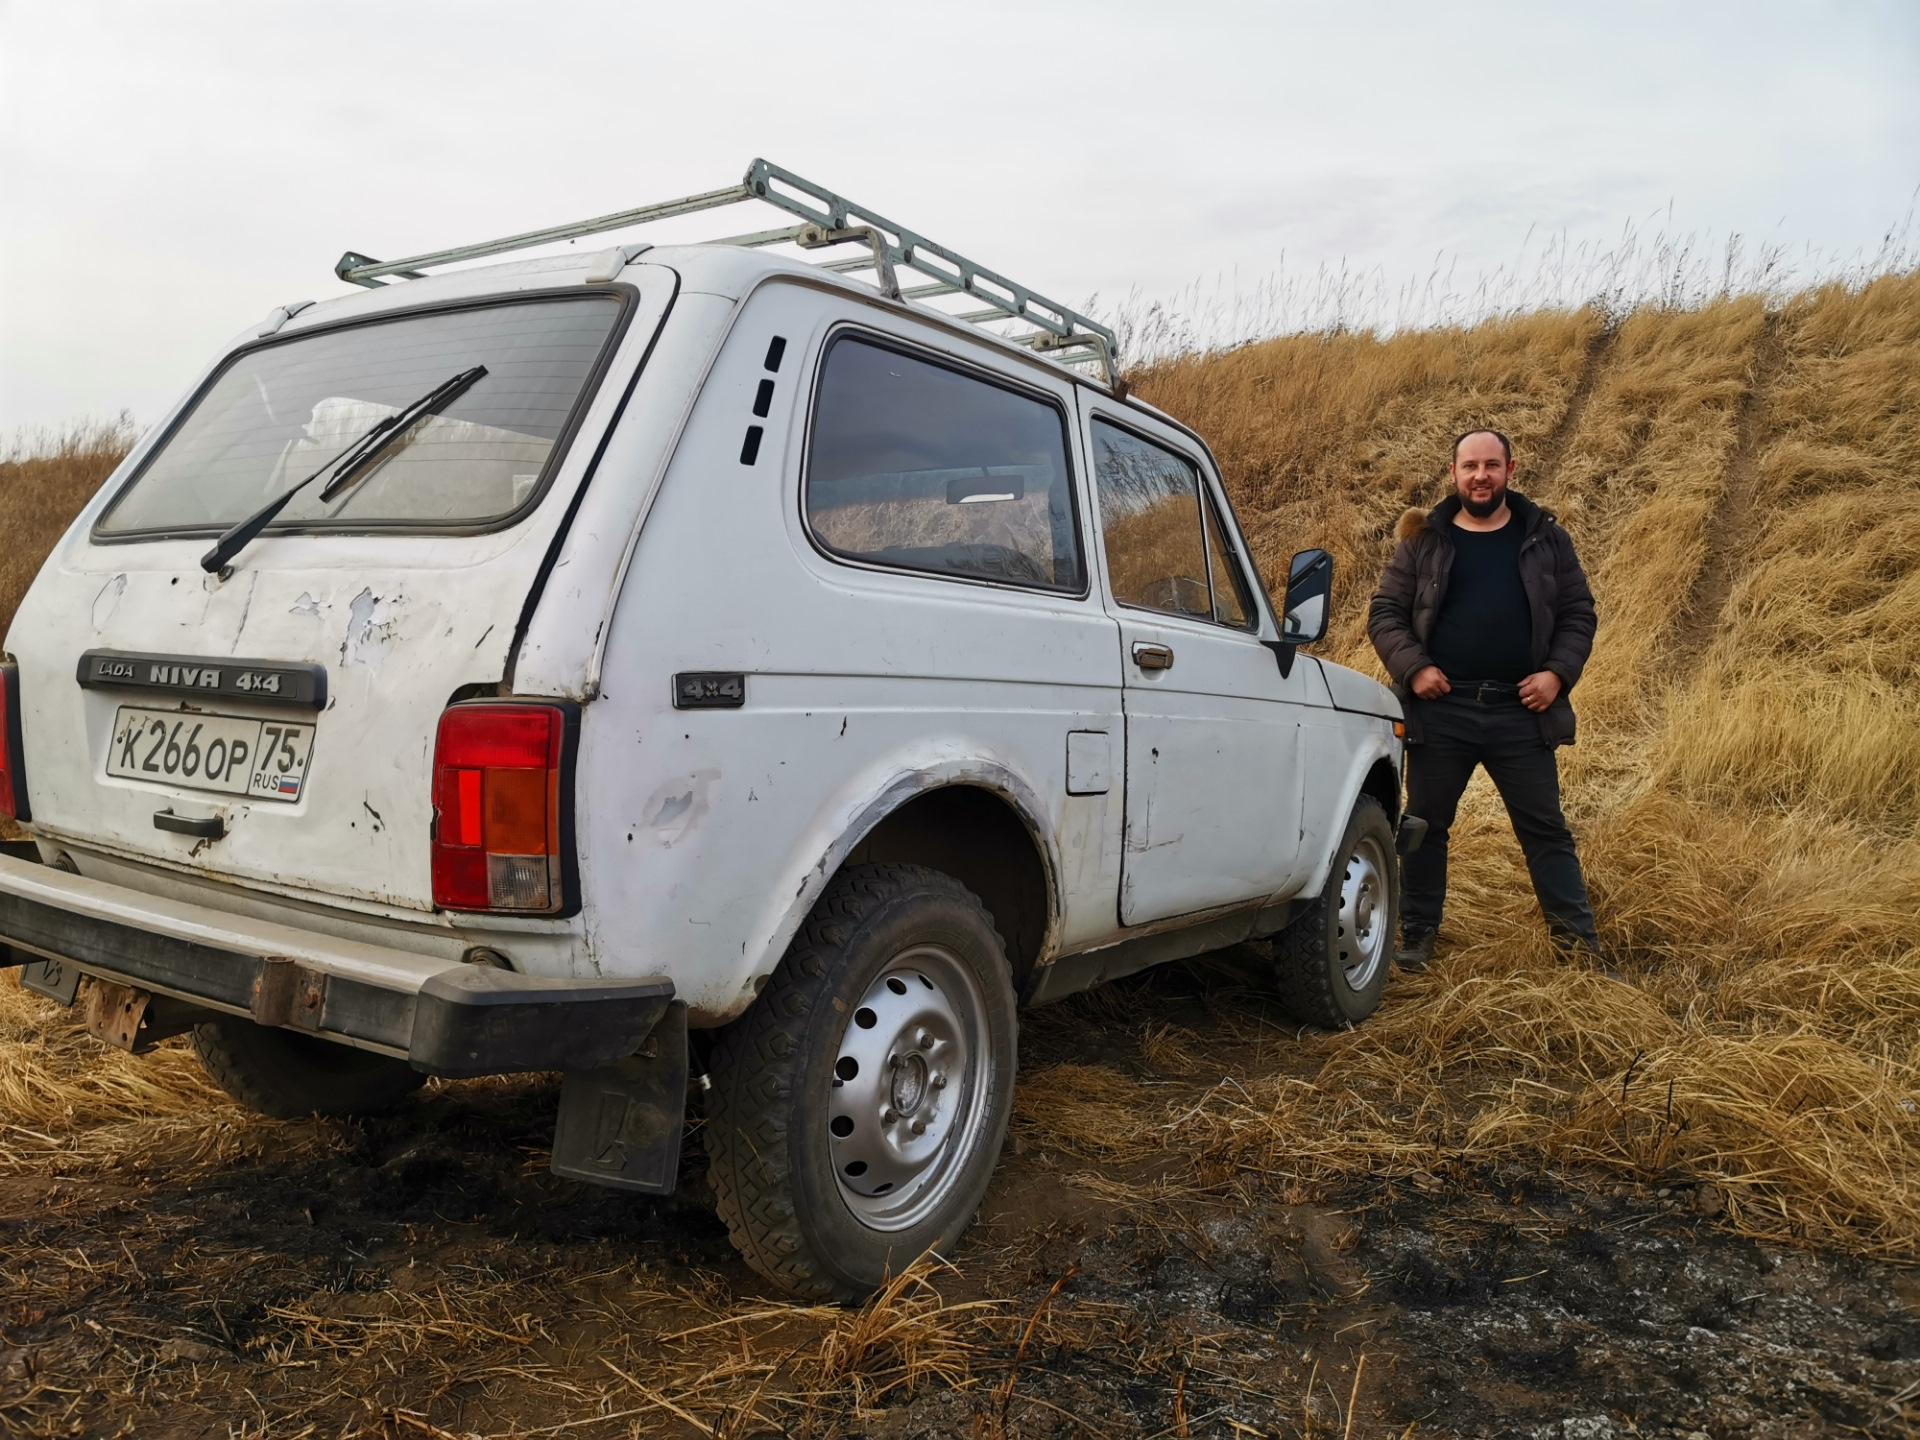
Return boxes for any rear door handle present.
[1131,642,1174,671]
[154,810,225,839]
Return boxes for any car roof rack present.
[333,158,1121,388]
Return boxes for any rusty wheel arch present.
[839,783,1054,992]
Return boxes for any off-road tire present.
[191,1017,426,1119]
[1273,795,1397,1028]
[703,863,1018,1301]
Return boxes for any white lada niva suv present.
[0,161,1409,1299]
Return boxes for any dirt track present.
[5,957,1916,1439]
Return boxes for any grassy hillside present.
[1110,271,1920,1254]
[4,279,1918,1256]
[0,416,136,640]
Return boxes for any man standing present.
[1368,430,1602,970]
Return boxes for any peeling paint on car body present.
[4,259,680,941]
[339,588,401,670]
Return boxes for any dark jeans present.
[1402,691,1599,946]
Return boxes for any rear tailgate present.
[4,267,675,914]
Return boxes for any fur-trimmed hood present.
[1395,490,1555,544]
[1395,506,1431,543]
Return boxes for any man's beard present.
[1461,482,1507,519]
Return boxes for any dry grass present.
[0,975,218,1134]
[0,416,135,642]
[2,269,1919,1432]
[1016,265,1920,1257]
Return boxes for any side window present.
[1093,418,1255,627]
[804,334,1083,591]
[1090,420,1209,617]
[1201,489,1256,629]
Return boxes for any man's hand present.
[1411,665,1451,700]
[1518,670,1563,712]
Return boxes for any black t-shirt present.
[1427,518,1533,683]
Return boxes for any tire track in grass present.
[1526,316,1619,507]
[1672,309,1787,669]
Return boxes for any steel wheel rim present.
[826,944,992,1232]
[1336,833,1390,993]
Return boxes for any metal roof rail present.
[334,159,1121,388]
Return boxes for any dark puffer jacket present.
[1367,490,1596,747]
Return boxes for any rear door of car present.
[6,272,676,915]
[1079,400,1316,926]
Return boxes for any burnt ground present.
[3,960,1918,1439]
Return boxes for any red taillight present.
[430,703,570,913]
[0,662,28,823]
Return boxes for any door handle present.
[1131,642,1174,671]
[154,810,225,839]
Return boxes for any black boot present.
[1395,927,1437,973]
[1550,928,1621,978]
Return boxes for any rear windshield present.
[96,292,627,538]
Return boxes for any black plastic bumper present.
[0,871,672,1077]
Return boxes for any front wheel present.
[1272,795,1397,1028]
[703,863,1018,1300]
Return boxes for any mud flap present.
[1397,814,1429,855]
[550,1002,688,1195]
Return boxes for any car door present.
[1082,403,1314,926]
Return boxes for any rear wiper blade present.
[199,364,488,574]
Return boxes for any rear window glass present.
[804,335,1083,592]
[96,293,626,537]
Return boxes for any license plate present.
[107,707,315,803]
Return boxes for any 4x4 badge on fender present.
[673,672,745,709]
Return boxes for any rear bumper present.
[0,853,670,1076]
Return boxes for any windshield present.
[97,293,627,537]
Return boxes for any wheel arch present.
[1360,756,1402,824]
[842,784,1053,991]
[1295,731,1405,902]
[722,761,1060,1026]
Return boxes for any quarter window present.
[1202,488,1256,629]
[805,335,1083,591]
[1092,419,1256,628]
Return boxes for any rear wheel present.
[704,863,1017,1300]
[191,1018,425,1118]
[1272,796,1396,1028]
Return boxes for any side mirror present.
[1280,548,1333,645]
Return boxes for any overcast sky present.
[3,0,1916,431]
